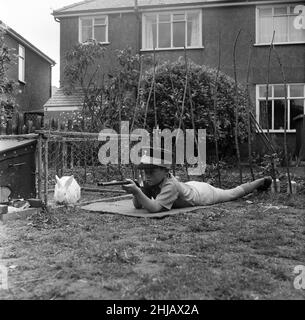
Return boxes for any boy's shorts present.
[185,181,246,206]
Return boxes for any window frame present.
[255,4,305,45]
[18,44,25,83]
[79,15,109,44]
[141,10,203,51]
[256,83,305,133]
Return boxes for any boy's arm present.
[133,188,164,213]
[132,196,142,209]
[132,185,152,209]
[122,180,164,213]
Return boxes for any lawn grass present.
[0,169,304,300]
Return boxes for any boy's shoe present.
[257,176,272,192]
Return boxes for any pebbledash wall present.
[4,28,54,112]
[57,1,305,156]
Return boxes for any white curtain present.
[145,15,155,49]
[190,14,200,46]
[274,16,288,42]
[259,16,273,43]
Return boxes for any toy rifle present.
[97,180,141,187]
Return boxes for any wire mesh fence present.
[1,125,198,206]
[39,131,137,206]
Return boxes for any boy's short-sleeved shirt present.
[141,174,245,210]
[141,174,201,210]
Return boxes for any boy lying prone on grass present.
[122,147,272,213]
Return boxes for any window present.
[18,44,25,83]
[257,84,305,132]
[79,16,108,43]
[256,4,305,44]
[143,10,202,50]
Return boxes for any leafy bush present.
[63,44,249,158]
[63,44,150,132]
[140,58,249,157]
[0,27,18,116]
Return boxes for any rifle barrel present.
[97,181,130,186]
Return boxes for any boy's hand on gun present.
[121,179,141,195]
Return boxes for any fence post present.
[37,133,43,200]
[52,119,60,175]
[22,123,27,134]
[17,112,24,134]
[44,136,49,206]
[11,112,18,134]
[6,119,12,135]
[44,118,50,130]
[35,116,42,131]
[69,120,74,169]
[27,120,33,133]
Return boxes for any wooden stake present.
[212,30,222,187]
[233,29,243,184]
[131,54,143,132]
[272,45,292,194]
[265,31,278,190]
[245,39,255,181]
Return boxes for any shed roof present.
[44,88,84,109]
[0,139,37,155]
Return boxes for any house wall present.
[17,49,52,112]
[5,33,52,112]
[142,4,304,156]
[58,3,305,156]
[60,17,79,86]
[139,5,305,101]
[202,4,305,156]
[59,4,305,95]
[60,13,140,86]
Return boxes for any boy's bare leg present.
[240,176,272,194]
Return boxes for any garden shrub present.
[140,58,249,157]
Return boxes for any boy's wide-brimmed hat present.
[138,146,172,169]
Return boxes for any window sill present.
[140,46,204,52]
[80,41,110,45]
[256,130,296,134]
[254,42,305,47]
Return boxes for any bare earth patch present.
[0,189,304,300]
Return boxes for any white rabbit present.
[54,175,81,205]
